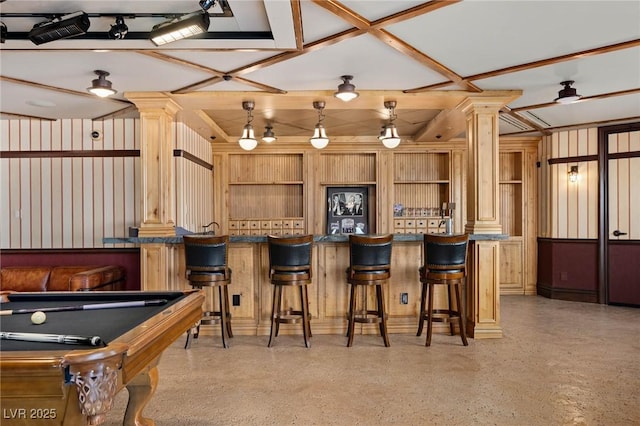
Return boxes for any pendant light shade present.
[310,101,330,149]
[334,75,359,102]
[87,70,117,97]
[380,124,401,149]
[238,101,258,151]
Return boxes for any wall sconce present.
[378,101,401,149]
[87,70,117,98]
[238,101,258,151]
[334,75,359,102]
[310,101,330,149]
[262,125,276,143]
[568,165,579,183]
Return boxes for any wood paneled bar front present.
[105,234,507,338]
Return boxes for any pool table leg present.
[123,363,159,426]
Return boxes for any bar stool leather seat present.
[183,234,233,349]
[417,233,469,347]
[345,234,393,347]
[267,234,313,348]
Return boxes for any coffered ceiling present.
[1,1,639,145]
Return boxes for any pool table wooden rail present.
[0,290,204,426]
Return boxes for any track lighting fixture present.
[1,22,6,44]
[334,75,359,102]
[28,11,90,45]
[108,16,128,40]
[149,11,210,46]
[555,80,582,104]
[238,101,258,151]
[310,101,330,149]
[87,70,117,98]
[262,126,277,143]
[199,0,217,11]
[379,101,401,149]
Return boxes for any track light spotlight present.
[199,0,217,11]
[108,16,128,40]
[334,75,359,102]
[28,11,90,45]
[87,70,117,98]
[1,22,7,44]
[150,11,210,46]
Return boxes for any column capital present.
[125,92,181,117]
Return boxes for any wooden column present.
[126,93,181,291]
[461,98,503,339]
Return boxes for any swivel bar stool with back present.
[183,234,233,349]
[345,234,393,347]
[417,233,469,346]
[267,234,313,348]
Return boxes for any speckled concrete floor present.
[105,296,640,426]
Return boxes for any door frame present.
[597,122,640,304]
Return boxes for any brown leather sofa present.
[0,265,126,292]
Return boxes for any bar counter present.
[104,233,507,245]
[104,232,506,340]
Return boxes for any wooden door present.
[600,124,640,306]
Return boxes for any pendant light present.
[310,101,329,149]
[379,101,401,149]
[238,101,258,151]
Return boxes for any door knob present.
[612,230,627,237]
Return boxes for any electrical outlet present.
[232,294,241,306]
[400,293,408,305]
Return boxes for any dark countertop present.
[103,233,508,245]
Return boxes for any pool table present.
[0,290,204,426]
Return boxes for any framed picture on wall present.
[326,186,369,235]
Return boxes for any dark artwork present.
[326,187,368,235]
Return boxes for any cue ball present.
[31,311,47,325]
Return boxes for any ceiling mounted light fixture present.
[238,101,258,151]
[108,16,128,40]
[1,22,7,44]
[87,70,117,98]
[262,125,277,143]
[199,0,217,11]
[149,11,210,46]
[28,11,90,45]
[555,80,582,104]
[379,101,401,149]
[334,75,359,102]
[310,101,330,149]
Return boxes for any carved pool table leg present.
[124,365,159,426]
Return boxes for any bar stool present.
[417,233,469,347]
[183,234,233,349]
[267,234,313,348]
[345,234,393,347]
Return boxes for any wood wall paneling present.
[0,118,140,249]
